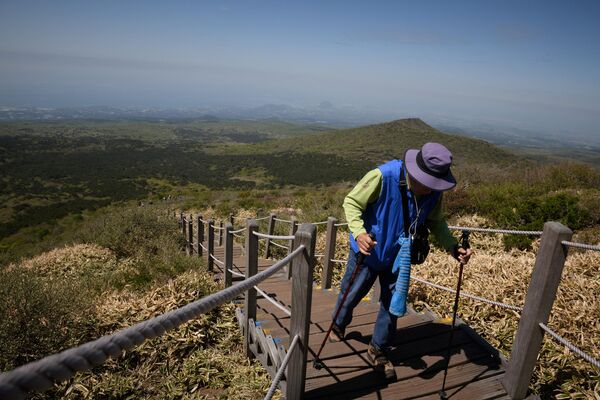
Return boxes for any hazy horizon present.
[1,1,599,142]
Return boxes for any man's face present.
[408,176,432,195]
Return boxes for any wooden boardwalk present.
[201,242,510,399]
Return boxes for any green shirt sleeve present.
[343,168,382,240]
[425,194,457,251]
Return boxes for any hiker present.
[331,142,472,379]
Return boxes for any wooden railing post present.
[229,213,234,226]
[197,215,204,257]
[218,220,224,246]
[287,218,299,279]
[322,217,337,289]
[224,223,233,288]
[207,219,215,272]
[502,221,572,399]
[187,214,193,256]
[244,219,259,358]
[286,223,316,400]
[265,213,276,258]
[288,217,299,256]
[180,212,184,235]
[196,215,202,257]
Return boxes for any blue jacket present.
[349,159,440,271]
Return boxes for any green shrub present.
[0,268,93,371]
[473,184,590,249]
[79,205,182,259]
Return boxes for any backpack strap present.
[399,165,411,238]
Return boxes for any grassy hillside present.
[219,118,518,167]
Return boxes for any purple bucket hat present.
[404,142,456,191]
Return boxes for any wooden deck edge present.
[236,309,289,395]
[456,317,510,371]
[416,304,509,371]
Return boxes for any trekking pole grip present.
[356,232,376,264]
[460,230,470,250]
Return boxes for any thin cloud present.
[343,28,469,46]
[494,24,538,44]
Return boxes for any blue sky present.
[1,1,599,139]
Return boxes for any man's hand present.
[356,232,377,255]
[452,245,473,264]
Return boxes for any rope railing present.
[331,259,347,264]
[562,241,600,252]
[269,241,289,250]
[448,225,543,236]
[539,323,600,369]
[264,334,300,400]
[232,232,245,239]
[212,225,226,231]
[411,276,524,312]
[227,269,290,316]
[252,232,295,241]
[334,222,348,227]
[311,220,329,225]
[0,245,306,400]
[230,227,246,234]
[209,253,225,267]
[273,217,293,224]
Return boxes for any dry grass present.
[53,269,273,399]
[9,243,118,277]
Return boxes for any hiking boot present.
[367,343,397,381]
[329,323,345,342]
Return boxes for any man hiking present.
[331,142,472,379]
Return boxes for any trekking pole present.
[439,230,470,400]
[313,233,375,370]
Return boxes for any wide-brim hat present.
[404,142,456,191]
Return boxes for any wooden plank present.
[305,351,503,399]
[265,311,434,349]
[416,375,508,400]
[304,328,474,379]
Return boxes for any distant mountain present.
[0,106,222,122]
[235,117,519,167]
[0,104,394,127]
